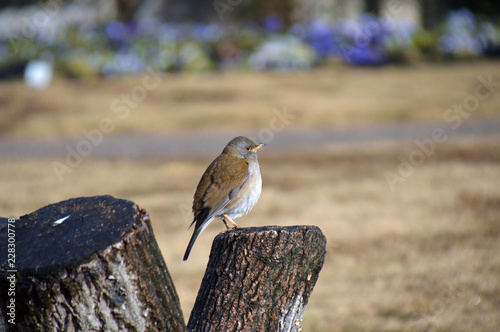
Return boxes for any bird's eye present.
[245,146,251,151]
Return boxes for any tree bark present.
[187,225,326,332]
[0,195,186,332]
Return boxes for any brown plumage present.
[183,136,265,261]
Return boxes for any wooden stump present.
[0,195,186,332]
[1,196,327,332]
[188,225,326,332]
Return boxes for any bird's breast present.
[222,160,262,219]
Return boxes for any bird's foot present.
[222,218,231,230]
[222,214,239,229]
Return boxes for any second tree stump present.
[188,225,326,332]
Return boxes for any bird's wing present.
[185,156,249,261]
[194,156,249,225]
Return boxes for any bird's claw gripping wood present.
[223,214,239,229]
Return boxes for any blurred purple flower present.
[447,8,476,31]
[263,14,283,33]
[291,20,339,58]
[438,9,482,57]
[106,20,138,49]
[158,23,185,42]
[191,24,223,43]
[342,45,387,66]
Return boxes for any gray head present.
[223,136,266,159]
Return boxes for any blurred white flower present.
[248,35,316,71]
[24,52,54,89]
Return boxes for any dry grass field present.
[1,60,500,331]
[2,61,500,138]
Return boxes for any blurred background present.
[1,0,500,330]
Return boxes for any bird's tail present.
[183,218,212,261]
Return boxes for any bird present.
[183,136,265,261]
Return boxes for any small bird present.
[183,136,265,261]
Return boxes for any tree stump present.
[0,195,186,332]
[188,225,326,332]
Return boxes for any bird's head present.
[223,136,266,159]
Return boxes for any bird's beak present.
[252,143,266,151]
